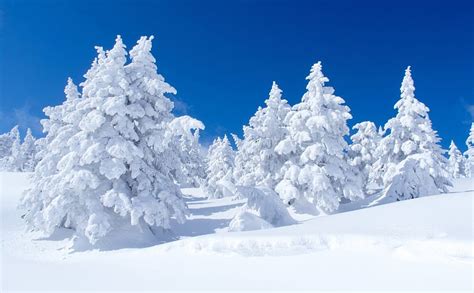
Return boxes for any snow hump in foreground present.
[1,172,473,291]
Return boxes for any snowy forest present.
[1,35,472,245]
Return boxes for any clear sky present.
[1,0,473,150]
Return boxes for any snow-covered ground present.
[1,172,473,291]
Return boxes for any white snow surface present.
[1,172,473,291]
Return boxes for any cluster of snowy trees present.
[20,36,206,244]
[207,63,474,214]
[8,34,474,243]
[0,126,40,172]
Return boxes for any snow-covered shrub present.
[204,135,235,199]
[448,140,465,178]
[373,66,451,200]
[383,153,450,200]
[229,186,295,232]
[349,121,381,194]
[21,36,191,244]
[274,61,362,213]
[233,82,291,188]
[464,123,474,178]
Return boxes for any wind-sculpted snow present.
[157,231,472,261]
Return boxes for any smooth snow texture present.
[1,172,473,291]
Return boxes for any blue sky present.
[1,0,473,150]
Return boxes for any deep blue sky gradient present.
[1,0,473,149]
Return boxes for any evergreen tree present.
[373,66,451,200]
[274,62,362,212]
[448,140,465,178]
[349,121,381,194]
[22,36,188,244]
[167,115,206,187]
[233,82,291,188]
[0,126,19,170]
[20,128,37,171]
[22,76,83,226]
[204,135,235,199]
[464,123,474,178]
[6,126,22,171]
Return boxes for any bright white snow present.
[1,172,473,291]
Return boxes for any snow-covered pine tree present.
[349,121,381,194]
[21,76,91,238]
[373,66,451,200]
[6,126,22,171]
[0,128,14,158]
[448,140,465,178]
[167,115,206,187]
[204,135,235,198]
[233,82,291,188]
[274,62,362,213]
[0,126,19,170]
[20,128,37,171]
[22,36,188,244]
[464,123,474,178]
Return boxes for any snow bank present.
[163,190,473,258]
[2,173,473,291]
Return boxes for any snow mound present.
[228,211,273,232]
[233,186,296,226]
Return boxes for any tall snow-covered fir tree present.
[204,135,235,199]
[22,76,84,227]
[448,140,465,178]
[274,62,362,213]
[373,66,451,200]
[349,121,381,194]
[464,123,474,178]
[233,81,291,188]
[22,36,189,244]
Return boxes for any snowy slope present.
[1,172,473,291]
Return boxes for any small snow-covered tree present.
[204,135,235,199]
[464,123,474,178]
[448,140,465,178]
[0,127,39,172]
[20,128,37,171]
[167,115,206,187]
[6,126,22,171]
[373,66,451,200]
[349,121,381,194]
[233,82,291,188]
[274,62,362,213]
[0,126,19,170]
[22,36,188,244]
[0,128,14,158]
